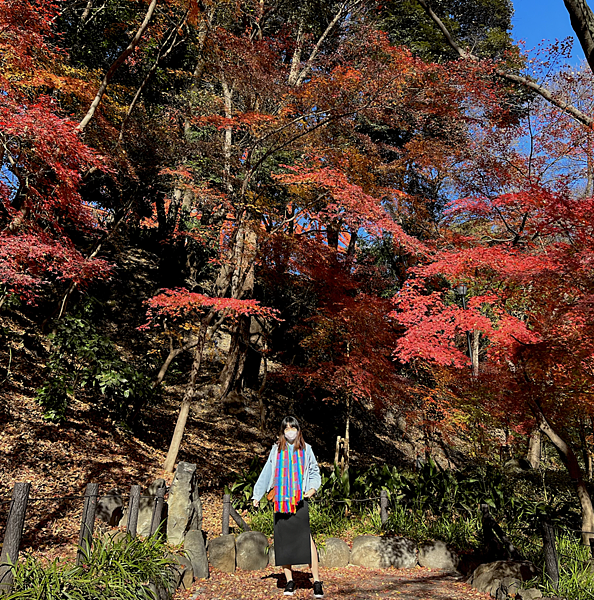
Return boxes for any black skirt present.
[274,500,312,566]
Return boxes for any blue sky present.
[512,0,585,63]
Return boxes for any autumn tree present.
[378,0,594,542]
[389,47,594,540]
[0,0,111,306]
[13,0,594,506]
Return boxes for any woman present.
[252,416,324,598]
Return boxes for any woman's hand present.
[303,488,316,499]
[253,499,260,508]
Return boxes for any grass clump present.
[385,505,481,550]
[249,501,352,541]
[530,534,594,600]
[7,534,174,600]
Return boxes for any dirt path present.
[175,565,491,600]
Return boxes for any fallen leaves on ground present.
[174,565,492,600]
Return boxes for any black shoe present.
[284,580,296,596]
[313,581,324,598]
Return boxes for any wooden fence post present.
[541,517,559,590]
[76,483,99,566]
[222,494,230,535]
[0,482,31,596]
[149,487,166,536]
[481,503,520,559]
[126,485,141,537]
[380,489,388,526]
[229,504,251,531]
[334,436,342,466]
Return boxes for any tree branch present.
[416,0,470,58]
[77,0,159,132]
[416,0,594,128]
[119,10,188,141]
[292,0,360,87]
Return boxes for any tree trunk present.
[155,346,182,387]
[579,417,593,481]
[217,223,257,395]
[526,427,542,469]
[243,317,263,390]
[257,356,268,431]
[586,133,594,197]
[472,330,480,377]
[292,0,349,87]
[287,20,304,86]
[79,0,94,28]
[221,74,234,194]
[218,314,251,397]
[563,0,594,75]
[163,399,190,473]
[326,220,341,250]
[163,325,207,472]
[341,394,352,475]
[537,406,594,544]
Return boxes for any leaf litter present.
[174,565,492,600]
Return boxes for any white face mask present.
[285,430,298,442]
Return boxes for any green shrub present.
[385,505,481,550]
[231,458,584,563]
[7,534,174,600]
[316,463,404,509]
[249,505,274,537]
[395,458,515,518]
[224,457,266,511]
[308,502,351,538]
[37,308,158,423]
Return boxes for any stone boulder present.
[97,488,124,526]
[319,538,351,568]
[184,530,209,579]
[167,462,203,546]
[503,458,532,472]
[350,536,417,569]
[350,536,386,568]
[496,576,521,599]
[236,531,269,570]
[167,553,194,590]
[268,544,276,567]
[380,536,418,569]
[468,561,538,596]
[516,589,543,600]
[208,535,236,573]
[418,540,460,571]
[119,479,166,536]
